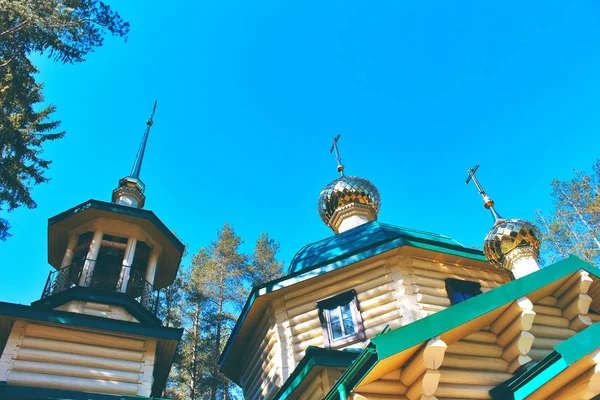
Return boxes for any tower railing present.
[41,259,161,315]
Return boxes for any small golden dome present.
[483,218,541,267]
[318,176,381,226]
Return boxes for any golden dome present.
[318,176,381,226]
[483,218,541,267]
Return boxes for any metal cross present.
[466,164,499,214]
[465,164,487,197]
[330,134,345,176]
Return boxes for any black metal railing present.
[42,259,160,315]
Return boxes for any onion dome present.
[318,176,381,227]
[483,218,541,267]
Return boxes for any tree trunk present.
[559,188,600,249]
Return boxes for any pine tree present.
[248,232,284,287]
[0,0,128,239]
[535,160,600,265]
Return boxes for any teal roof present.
[287,221,484,275]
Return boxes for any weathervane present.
[330,134,345,176]
[466,164,503,221]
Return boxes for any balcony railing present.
[41,259,161,315]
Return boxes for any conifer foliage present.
[0,0,128,239]
[165,223,283,399]
[536,160,600,265]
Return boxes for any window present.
[317,290,365,348]
[445,278,482,305]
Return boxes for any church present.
[0,104,185,399]
[220,137,600,399]
[0,104,599,400]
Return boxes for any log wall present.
[297,366,345,400]
[239,305,281,400]
[54,301,139,323]
[0,321,155,396]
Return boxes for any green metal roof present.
[287,221,485,275]
[490,320,600,400]
[323,255,599,400]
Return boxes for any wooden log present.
[24,324,144,351]
[357,283,394,303]
[288,309,319,325]
[292,335,323,354]
[302,374,323,398]
[490,297,533,334]
[533,314,570,328]
[20,337,143,362]
[536,296,558,306]
[365,318,403,339]
[408,285,447,298]
[363,310,402,330]
[570,315,593,332]
[411,275,446,289]
[435,383,494,399]
[356,380,407,395]
[361,292,396,311]
[507,355,533,374]
[16,348,141,372]
[7,371,139,395]
[400,337,447,386]
[409,258,508,282]
[463,331,497,344]
[549,364,600,400]
[496,310,536,347]
[409,266,503,289]
[532,337,562,350]
[12,360,140,383]
[446,342,503,358]
[362,301,398,320]
[502,332,534,362]
[381,370,402,380]
[532,304,562,316]
[563,294,593,320]
[418,304,446,313]
[291,326,322,345]
[529,348,551,362]
[416,294,451,307]
[529,324,576,339]
[557,274,593,308]
[351,394,409,400]
[442,354,508,372]
[291,318,321,336]
[554,269,587,298]
[406,370,440,400]
[283,263,386,307]
[589,313,600,322]
[438,368,512,385]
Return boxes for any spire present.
[111,101,158,209]
[130,101,157,179]
[329,134,345,176]
[465,164,503,222]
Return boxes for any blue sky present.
[2,1,600,304]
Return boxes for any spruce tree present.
[248,232,284,287]
[0,0,128,239]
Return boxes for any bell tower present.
[0,103,184,398]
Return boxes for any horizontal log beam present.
[442,354,508,372]
[563,294,593,320]
[438,368,512,385]
[508,355,533,374]
[356,380,407,395]
[497,310,536,347]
